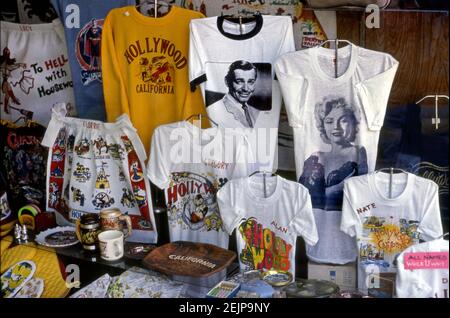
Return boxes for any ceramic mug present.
[75,214,100,251]
[98,230,124,261]
[99,208,132,238]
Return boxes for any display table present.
[1,236,240,298]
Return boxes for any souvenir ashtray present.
[242,269,263,281]
[285,279,340,298]
[260,270,293,287]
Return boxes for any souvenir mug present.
[99,208,132,238]
[76,214,100,251]
[98,230,124,261]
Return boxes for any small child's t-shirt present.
[341,172,443,295]
[217,175,318,277]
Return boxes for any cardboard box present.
[367,272,396,298]
[307,261,357,291]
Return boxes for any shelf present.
[302,6,449,13]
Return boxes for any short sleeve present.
[418,182,443,241]
[277,18,296,57]
[340,180,362,237]
[146,128,170,189]
[217,180,243,235]
[288,184,318,246]
[355,54,399,131]
[274,57,309,128]
[189,20,207,92]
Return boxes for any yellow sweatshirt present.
[102,6,207,154]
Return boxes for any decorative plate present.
[261,270,293,287]
[15,278,44,298]
[1,260,36,298]
[0,192,12,223]
[35,226,79,247]
[284,279,340,298]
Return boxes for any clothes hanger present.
[375,167,408,199]
[318,39,353,79]
[415,95,449,130]
[185,114,218,127]
[437,232,449,240]
[136,0,171,18]
[221,11,261,35]
[248,170,277,199]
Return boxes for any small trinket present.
[21,224,29,242]
[14,224,22,243]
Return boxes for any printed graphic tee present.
[0,120,48,213]
[217,175,318,277]
[102,6,207,155]
[147,121,255,249]
[275,44,399,264]
[0,0,57,24]
[396,238,449,298]
[51,0,134,121]
[189,15,295,171]
[1,20,76,127]
[341,172,443,295]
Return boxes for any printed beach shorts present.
[0,19,75,127]
[41,104,157,243]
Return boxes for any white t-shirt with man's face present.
[275,44,399,264]
[217,175,318,277]
[189,15,295,171]
[341,172,443,295]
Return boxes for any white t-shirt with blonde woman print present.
[275,44,399,264]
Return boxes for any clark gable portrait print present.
[205,60,272,128]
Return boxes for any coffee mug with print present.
[98,230,124,261]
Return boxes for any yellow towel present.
[0,236,13,256]
[1,244,70,298]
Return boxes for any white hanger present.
[416,95,449,130]
[136,0,171,18]
[249,170,276,198]
[318,39,353,78]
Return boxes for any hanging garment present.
[396,238,449,298]
[341,172,443,296]
[217,175,318,277]
[41,104,157,243]
[189,14,295,172]
[0,0,58,24]
[0,120,48,213]
[1,19,76,127]
[275,43,399,264]
[51,0,134,121]
[101,5,206,155]
[147,120,255,249]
